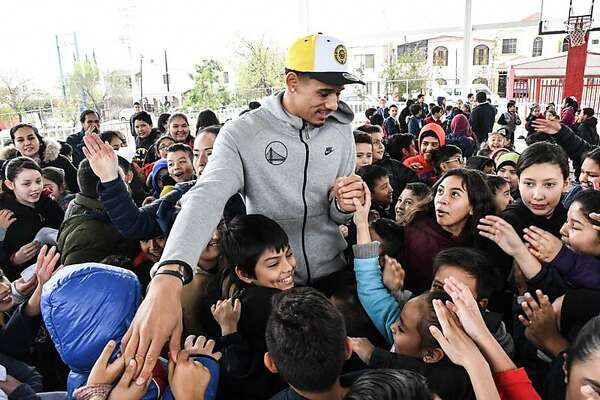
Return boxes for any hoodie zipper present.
[299,122,311,285]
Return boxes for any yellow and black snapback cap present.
[285,33,365,86]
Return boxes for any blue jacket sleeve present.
[353,242,402,345]
[550,245,600,289]
[98,177,163,240]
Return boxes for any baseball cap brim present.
[304,71,365,86]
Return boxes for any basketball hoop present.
[566,15,593,46]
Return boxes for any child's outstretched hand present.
[211,298,241,336]
[523,226,563,263]
[25,245,60,317]
[518,290,567,356]
[478,216,527,257]
[429,299,485,369]
[349,337,375,365]
[87,340,125,385]
[107,358,149,400]
[442,277,490,342]
[183,335,222,361]
[35,245,60,287]
[168,350,211,400]
[382,256,405,293]
[352,183,371,227]
[0,209,16,231]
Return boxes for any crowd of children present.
[1,31,600,400]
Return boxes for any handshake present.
[331,175,367,213]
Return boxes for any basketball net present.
[566,15,593,47]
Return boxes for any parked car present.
[119,108,135,121]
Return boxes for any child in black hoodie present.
[211,214,296,400]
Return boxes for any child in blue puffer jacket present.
[41,263,220,400]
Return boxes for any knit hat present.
[286,33,365,85]
[495,152,520,171]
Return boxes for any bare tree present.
[0,74,34,122]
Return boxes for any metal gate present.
[510,76,600,111]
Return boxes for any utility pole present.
[55,35,67,102]
[164,49,170,92]
[139,55,144,100]
[461,0,473,97]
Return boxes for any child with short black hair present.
[431,145,463,175]
[266,287,354,400]
[387,134,418,162]
[395,182,432,226]
[357,165,393,219]
[343,370,436,400]
[486,174,513,214]
[354,131,373,172]
[166,143,195,184]
[211,214,295,399]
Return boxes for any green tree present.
[381,50,430,99]
[104,71,133,118]
[184,60,230,110]
[68,59,104,113]
[0,74,34,122]
[235,39,285,105]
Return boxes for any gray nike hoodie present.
[158,91,356,284]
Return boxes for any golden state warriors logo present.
[265,141,288,166]
[334,45,347,65]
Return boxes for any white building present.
[347,12,600,100]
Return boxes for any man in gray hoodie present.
[97,33,368,382]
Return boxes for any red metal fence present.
[511,76,600,112]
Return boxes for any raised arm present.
[120,127,244,385]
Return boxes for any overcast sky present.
[2,0,548,94]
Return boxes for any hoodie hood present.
[418,123,446,146]
[41,138,62,163]
[151,159,169,196]
[261,90,354,131]
[450,114,471,137]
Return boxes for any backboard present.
[539,0,600,35]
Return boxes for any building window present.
[223,71,229,84]
[473,45,490,65]
[473,77,489,86]
[354,54,375,69]
[497,71,507,98]
[561,37,570,52]
[502,39,517,54]
[436,78,447,85]
[532,37,543,57]
[433,46,448,66]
